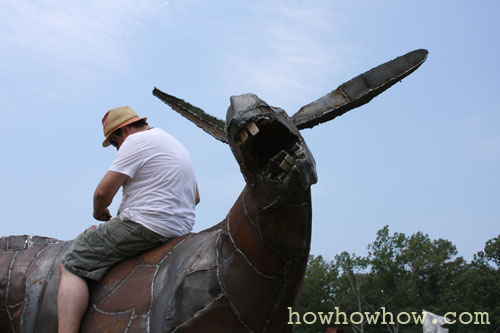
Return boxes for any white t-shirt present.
[109,128,197,238]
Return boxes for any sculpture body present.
[0,49,428,332]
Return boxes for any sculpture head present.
[153,48,428,199]
[225,93,317,202]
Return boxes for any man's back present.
[110,127,197,238]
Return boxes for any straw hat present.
[101,106,147,147]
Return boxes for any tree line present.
[295,226,499,333]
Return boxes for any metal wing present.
[153,87,228,144]
[291,49,428,129]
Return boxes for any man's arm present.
[93,170,129,221]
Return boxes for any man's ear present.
[121,125,131,137]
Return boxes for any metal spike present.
[246,122,260,136]
[294,148,305,158]
[153,87,228,143]
[279,160,291,172]
[239,130,249,143]
[284,154,295,166]
[261,116,272,124]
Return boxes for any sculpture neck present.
[226,184,311,277]
[250,184,312,258]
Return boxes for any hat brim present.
[102,116,147,147]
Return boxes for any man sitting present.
[57,106,199,332]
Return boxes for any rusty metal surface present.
[0,237,69,333]
[0,49,427,332]
[291,49,428,129]
[0,94,316,332]
[0,236,59,250]
[153,50,428,139]
[153,88,228,144]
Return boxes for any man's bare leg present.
[57,264,89,333]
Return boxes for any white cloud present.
[221,2,348,111]
[0,0,170,78]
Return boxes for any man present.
[57,106,199,332]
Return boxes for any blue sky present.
[1,0,498,262]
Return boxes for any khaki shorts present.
[61,217,170,281]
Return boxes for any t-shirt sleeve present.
[109,138,144,178]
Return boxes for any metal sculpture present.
[0,49,427,332]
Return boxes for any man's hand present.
[195,184,200,206]
[93,208,112,221]
[93,170,129,221]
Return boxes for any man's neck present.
[129,125,151,135]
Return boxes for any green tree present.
[295,255,340,333]
[331,251,369,333]
[297,228,499,333]
[451,235,500,332]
